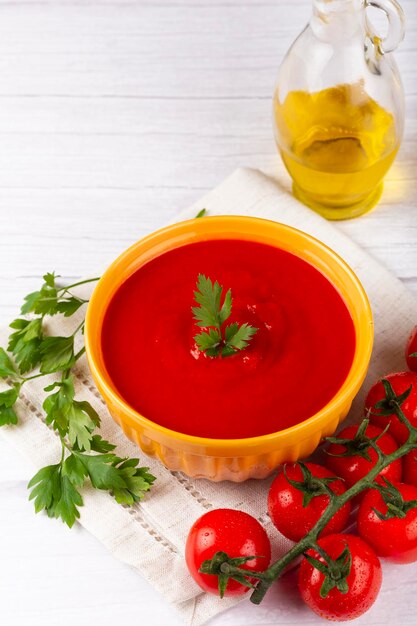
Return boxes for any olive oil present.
[273,83,399,219]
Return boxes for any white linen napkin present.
[1,168,417,626]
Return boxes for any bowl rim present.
[84,215,374,450]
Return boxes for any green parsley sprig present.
[0,273,155,527]
[192,274,258,357]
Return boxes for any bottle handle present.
[365,0,405,53]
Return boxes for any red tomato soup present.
[101,239,356,439]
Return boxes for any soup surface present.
[101,239,356,439]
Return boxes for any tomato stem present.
[250,416,417,604]
[219,562,271,581]
[202,380,417,605]
[249,397,417,605]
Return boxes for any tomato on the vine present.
[298,534,382,621]
[365,371,417,444]
[185,508,271,596]
[325,422,402,490]
[267,462,351,542]
[404,450,417,486]
[406,326,417,372]
[357,482,417,563]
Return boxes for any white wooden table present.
[0,1,416,624]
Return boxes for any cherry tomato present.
[325,422,402,491]
[406,326,417,372]
[404,449,417,486]
[365,371,417,444]
[185,508,271,596]
[267,462,351,542]
[298,534,382,621]
[357,482,417,563]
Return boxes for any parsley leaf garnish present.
[0,347,18,378]
[194,328,222,357]
[28,463,83,527]
[225,322,258,351]
[21,272,59,316]
[0,347,22,425]
[21,272,86,318]
[28,451,156,528]
[31,369,155,526]
[0,386,19,426]
[40,336,75,374]
[43,376,100,451]
[192,274,258,357]
[0,273,156,527]
[8,318,44,373]
[192,275,232,329]
[74,453,156,505]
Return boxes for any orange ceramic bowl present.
[84,216,373,482]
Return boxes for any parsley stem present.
[65,291,89,303]
[60,440,66,465]
[74,347,86,362]
[72,320,85,337]
[60,277,101,291]
[22,373,46,383]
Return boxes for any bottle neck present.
[313,0,363,12]
[311,0,364,42]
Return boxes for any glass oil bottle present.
[273,0,405,219]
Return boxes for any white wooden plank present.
[0,2,413,99]
[0,1,416,625]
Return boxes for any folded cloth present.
[1,168,416,626]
